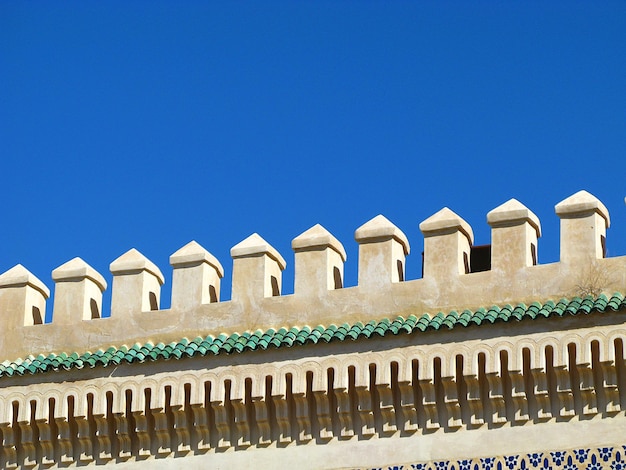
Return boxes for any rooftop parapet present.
[51,257,107,323]
[355,215,410,287]
[0,189,625,359]
[487,199,541,273]
[292,224,346,296]
[170,240,224,310]
[420,208,473,281]
[110,248,165,316]
[556,190,610,264]
[231,233,286,304]
[0,264,49,327]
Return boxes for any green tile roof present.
[1,293,625,379]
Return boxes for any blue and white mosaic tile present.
[363,445,626,470]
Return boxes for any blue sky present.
[1,2,625,319]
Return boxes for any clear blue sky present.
[2,2,625,319]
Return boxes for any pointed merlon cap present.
[52,257,107,291]
[109,248,165,284]
[354,215,410,256]
[0,264,50,297]
[555,190,610,228]
[419,207,474,244]
[231,233,287,270]
[292,224,347,262]
[487,199,541,237]
[169,240,224,277]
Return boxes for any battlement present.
[1,190,624,359]
[1,190,626,469]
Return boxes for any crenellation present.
[0,265,49,328]
[231,233,286,304]
[354,215,409,287]
[0,190,625,360]
[109,248,164,316]
[488,199,541,273]
[169,240,223,310]
[51,257,106,323]
[556,190,610,264]
[292,224,346,296]
[420,207,473,280]
[1,190,626,468]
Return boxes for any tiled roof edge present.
[2,293,624,379]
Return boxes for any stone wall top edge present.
[1,190,625,358]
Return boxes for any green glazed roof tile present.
[373,319,389,336]
[242,335,255,349]
[359,321,376,338]
[457,310,472,327]
[170,348,183,359]
[566,298,582,315]
[497,305,513,322]
[594,295,608,311]
[469,309,483,326]
[389,317,404,335]
[428,312,444,330]
[415,314,430,332]
[607,293,622,310]
[537,302,553,318]
[330,326,344,340]
[344,326,357,340]
[295,326,311,344]
[2,292,625,379]
[232,340,245,353]
[403,315,418,332]
[281,334,294,348]
[185,342,198,355]
[582,296,597,314]
[484,306,499,323]
[207,343,221,355]
[267,329,283,347]
[261,328,275,340]
[553,299,568,316]
[526,302,540,319]
[441,311,457,329]
[319,324,336,342]
[512,304,526,321]
[308,326,324,343]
